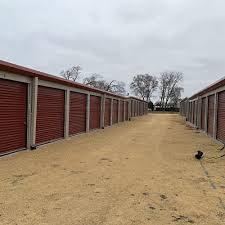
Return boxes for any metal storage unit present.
[0,79,27,154]
[217,91,225,143]
[69,92,86,135]
[113,99,118,124]
[104,98,111,127]
[120,101,124,122]
[90,95,101,130]
[207,95,215,137]
[0,60,149,156]
[36,86,65,144]
[125,102,128,120]
[201,97,206,131]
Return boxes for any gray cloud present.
[1,0,225,99]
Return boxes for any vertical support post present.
[195,100,198,126]
[128,99,131,119]
[30,77,38,147]
[123,100,126,121]
[136,101,138,117]
[134,101,136,117]
[101,94,106,128]
[86,94,90,132]
[192,101,194,124]
[187,102,189,121]
[205,96,208,133]
[198,98,202,129]
[129,100,132,118]
[27,81,32,149]
[118,99,120,122]
[110,98,113,126]
[138,102,140,116]
[213,93,218,139]
[64,89,70,139]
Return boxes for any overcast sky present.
[1,0,225,99]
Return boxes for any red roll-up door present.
[36,86,65,145]
[120,101,124,122]
[69,92,86,135]
[0,79,27,154]
[104,98,111,127]
[113,99,118,124]
[201,97,206,131]
[207,95,215,137]
[90,95,101,130]
[217,91,225,143]
[125,102,128,120]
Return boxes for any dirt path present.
[0,114,225,225]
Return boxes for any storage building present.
[0,60,148,156]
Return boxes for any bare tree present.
[170,87,184,107]
[83,74,126,95]
[130,74,158,101]
[159,71,183,110]
[60,65,82,82]
[83,74,105,88]
[106,80,126,94]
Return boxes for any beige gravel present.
[0,114,225,225]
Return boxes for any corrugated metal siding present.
[0,79,27,154]
[36,86,65,144]
[217,91,225,143]
[69,92,86,135]
[120,101,124,122]
[201,97,206,130]
[207,95,215,137]
[125,102,128,120]
[104,98,111,127]
[90,95,101,130]
[113,99,118,124]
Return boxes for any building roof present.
[128,96,148,103]
[0,60,128,99]
[190,76,225,99]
